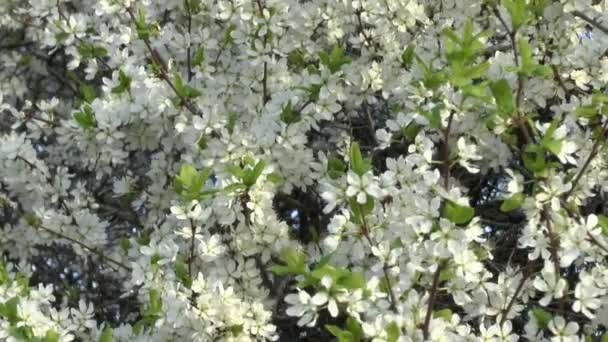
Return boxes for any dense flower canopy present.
[1,0,608,341]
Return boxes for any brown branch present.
[500,272,529,325]
[185,0,193,81]
[571,10,608,35]
[422,263,442,340]
[188,218,196,279]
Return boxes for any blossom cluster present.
[1,0,608,341]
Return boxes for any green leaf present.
[276,247,307,274]
[327,154,348,179]
[98,326,113,342]
[287,49,307,71]
[523,144,547,173]
[326,325,354,342]
[120,238,131,255]
[385,322,400,342]
[42,330,60,342]
[598,215,608,236]
[280,100,300,124]
[339,272,366,290]
[401,44,415,68]
[434,308,453,321]
[531,307,552,329]
[267,172,283,184]
[443,200,475,225]
[319,45,352,73]
[111,69,131,94]
[270,265,291,275]
[80,84,97,103]
[174,256,192,288]
[73,105,96,129]
[503,0,529,30]
[197,134,207,150]
[173,73,201,99]
[242,160,265,187]
[192,47,205,66]
[490,79,515,116]
[350,142,369,176]
[0,297,20,323]
[345,317,363,341]
[500,193,525,212]
[226,111,238,134]
[173,164,210,199]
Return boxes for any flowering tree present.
[1,0,608,340]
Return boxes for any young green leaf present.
[98,326,113,342]
[531,307,552,329]
[443,200,475,224]
[500,193,525,212]
[350,142,369,176]
[490,79,515,116]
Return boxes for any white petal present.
[311,292,328,306]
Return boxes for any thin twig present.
[36,223,131,271]
[492,6,534,145]
[571,10,608,35]
[422,263,442,340]
[564,120,608,199]
[500,272,529,326]
[124,7,204,118]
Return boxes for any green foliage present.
[77,42,108,59]
[98,326,113,342]
[349,197,374,225]
[327,154,348,179]
[598,215,608,236]
[271,247,308,275]
[319,45,352,74]
[576,91,608,118]
[385,322,400,342]
[73,104,96,129]
[173,164,216,200]
[500,193,525,212]
[415,55,447,90]
[540,119,564,158]
[523,143,547,174]
[503,0,530,31]
[227,159,266,188]
[350,142,371,176]
[134,8,158,40]
[531,306,552,329]
[280,100,300,124]
[183,0,202,14]
[111,69,132,95]
[401,44,416,69]
[442,200,475,225]
[0,297,20,323]
[490,79,515,116]
[173,73,202,99]
[192,47,205,66]
[325,317,363,342]
[134,289,163,334]
[433,308,453,321]
[326,318,363,342]
[80,84,97,104]
[174,256,193,288]
[515,39,552,78]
